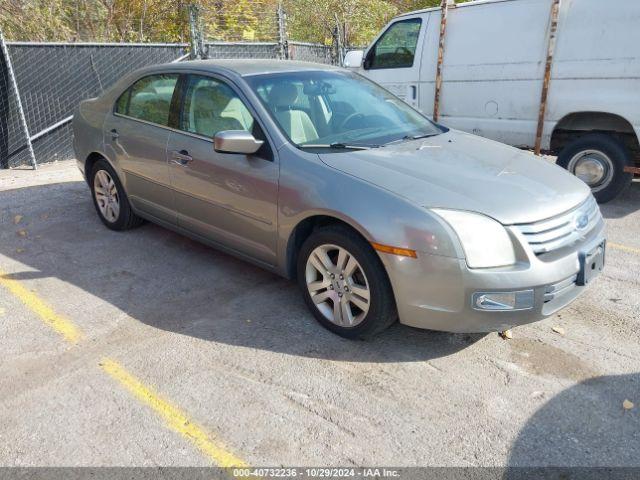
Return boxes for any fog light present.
[473,290,534,311]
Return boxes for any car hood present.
[319,130,591,225]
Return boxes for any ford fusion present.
[73,60,605,338]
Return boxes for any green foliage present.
[0,0,465,44]
[284,0,449,45]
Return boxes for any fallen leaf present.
[40,213,49,220]
[13,214,23,224]
[499,329,513,340]
[0,307,5,316]
[552,326,565,336]
[623,399,634,410]
[16,248,25,253]
[17,229,28,237]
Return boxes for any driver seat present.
[267,83,319,144]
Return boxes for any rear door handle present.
[170,150,193,166]
[110,129,119,139]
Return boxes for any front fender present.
[276,146,461,275]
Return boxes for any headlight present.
[431,209,516,268]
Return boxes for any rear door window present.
[365,18,422,70]
[115,74,179,126]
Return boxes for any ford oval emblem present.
[575,212,589,231]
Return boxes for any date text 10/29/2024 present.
[233,468,401,478]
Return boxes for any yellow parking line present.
[1,270,248,466]
[609,242,640,255]
[0,269,82,344]
[100,358,247,468]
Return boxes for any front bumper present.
[380,219,606,333]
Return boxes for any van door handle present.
[170,150,193,166]
[110,129,119,139]
[411,85,417,100]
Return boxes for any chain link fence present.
[204,42,280,60]
[0,4,346,169]
[287,41,334,64]
[0,41,188,168]
[0,32,34,169]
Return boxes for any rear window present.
[114,74,179,126]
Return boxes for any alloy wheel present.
[305,244,370,327]
[93,169,120,223]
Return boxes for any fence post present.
[334,14,344,66]
[187,4,204,59]
[0,30,37,169]
[433,0,452,123]
[277,2,289,60]
[534,0,561,155]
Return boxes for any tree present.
[0,0,466,43]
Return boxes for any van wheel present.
[90,159,144,231]
[557,133,632,203]
[297,225,397,339]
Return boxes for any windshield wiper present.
[410,133,439,140]
[299,143,374,150]
[383,133,439,147]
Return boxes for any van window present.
[117,74,179,126]
[365,18,422,70]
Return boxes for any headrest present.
[267,82,298,107]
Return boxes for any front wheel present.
[557,133,632,203]
[297,225,397,339]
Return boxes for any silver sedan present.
[73,60,606,338]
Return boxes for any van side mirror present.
[214,130,264,155]
[343,50,364,68]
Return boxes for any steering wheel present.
[395,47,412,56]
[339,112,366,130]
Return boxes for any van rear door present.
[361,15,427,111]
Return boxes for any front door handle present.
[110,129,119,139]
[170,150,193,166]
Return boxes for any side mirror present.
[214,130,264,155]
[343,50,364,69]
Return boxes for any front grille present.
[514,196,600,254]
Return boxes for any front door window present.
[180,75,255,138]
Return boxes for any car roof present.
[143,59,342,77]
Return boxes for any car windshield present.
[245,70,444,150]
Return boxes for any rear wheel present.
[557,133,632,203]
[90,159,144,231]
[297,225,397,339]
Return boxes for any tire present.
[297,225,397,339]
[557,133,633,203]
[89,159,144,231]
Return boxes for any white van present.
[346,0,640,202]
